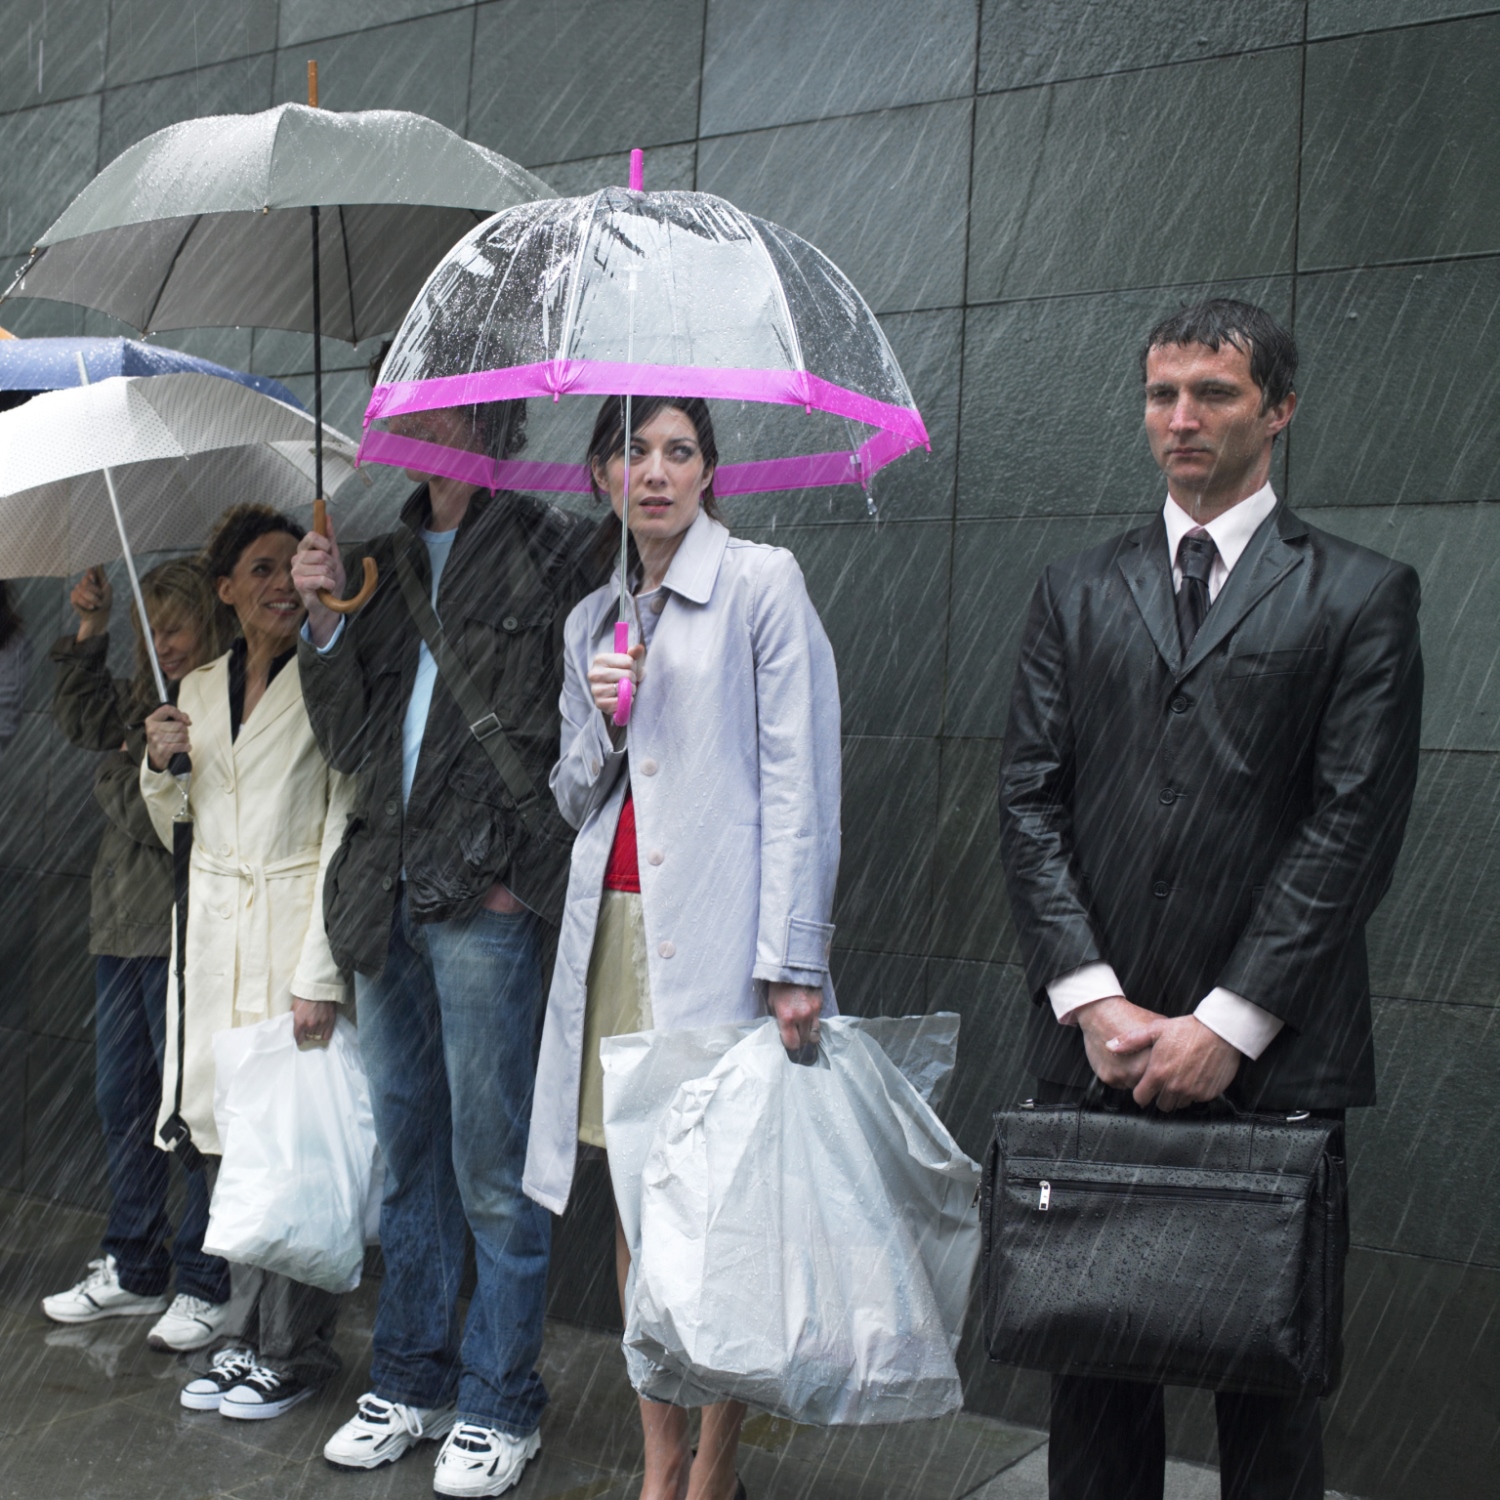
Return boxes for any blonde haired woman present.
[42,559,229,1351]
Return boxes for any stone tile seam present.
[1308,5,1500,43]
[1348,1240,1500,1274]
[975,42,1306,105]
[0,53,279,124]
[282,2,480,55]
[6,8,1500,134]
[1295,250,1500,278]
[956,253,1500,316]
[14,7,1491,136]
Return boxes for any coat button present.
[1153,880,1170,898]
[647,850,663,866]
[640,759,658,776]
[1158,788,1176,805]
[381,875,394,891]
[658,940,675,958]
[502,615,520,631]
[219,842,232,856]
[1170,695,1190,714]
[650,594,667,614]
[385,798,398,817]
[589,759,601,777]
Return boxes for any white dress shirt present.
[1046,482,1285,1061]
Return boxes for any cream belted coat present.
[141,652,352,1155]
[523,512,842,1214]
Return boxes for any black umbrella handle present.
[167,752,191,778]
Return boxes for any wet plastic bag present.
[604,1016,980,1425]
[203,1012,378,1293]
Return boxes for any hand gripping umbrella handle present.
[613,620,633,726]
[313,498,377,614]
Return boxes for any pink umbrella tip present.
[628,149,644,192]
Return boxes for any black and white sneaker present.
[220,1364,319,1420]
[181,1348,257,1410]
[324,1393,457,1470]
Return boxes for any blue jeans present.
[356,895,551,1435]
[95,956,228,1303]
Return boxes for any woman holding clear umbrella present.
[139,503,352,1422]
[524,396,841,1500]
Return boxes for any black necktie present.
[1176,528,1218,649]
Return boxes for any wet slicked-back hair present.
[1139,298,1298,411]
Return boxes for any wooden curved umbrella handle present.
[312,498,378,615]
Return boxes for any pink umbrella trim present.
[363,359,929,447]
[360,360,927,494]
[358,423,922,497]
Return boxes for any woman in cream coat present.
[142,505,351,1422]
[525,397,841,1500]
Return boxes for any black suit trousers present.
[1033,1082,1333,1500]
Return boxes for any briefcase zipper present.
[1016,1176,1294,1211]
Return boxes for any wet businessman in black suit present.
[998,300,1422,1500]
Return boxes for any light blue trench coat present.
[522,511,842,1213]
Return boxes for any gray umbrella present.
[4,99,552,342]
[3,89,552,608]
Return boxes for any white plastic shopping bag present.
[203,1012,379,1293]
[603,1015,980,1425]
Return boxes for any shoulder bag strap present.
[393,539,544,834]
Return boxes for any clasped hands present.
[1076,995,1241,1111]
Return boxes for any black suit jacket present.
[998,502,1422,1108]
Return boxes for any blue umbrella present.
[0,336,301,411]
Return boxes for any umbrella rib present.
[743,213,807,383]
[139,215,203,334]
[554,192,602,366]
[338,204,358,344]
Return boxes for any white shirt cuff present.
[1194,988,1284,1060]
[1047,961,1125,1025]
[301,617,345,654]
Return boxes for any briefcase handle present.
[1077,1077,1242,1118]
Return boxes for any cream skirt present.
[578,888,654,1149]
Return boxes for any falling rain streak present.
[0,4,1495,1500]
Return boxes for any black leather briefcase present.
[981,1097,1348,1396]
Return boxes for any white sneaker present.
[181,1348,257,1411]
[41,1256,170,1325]
[433,1423,540,1497]
[324,1393,458,1470]
[147,1293,229,1352]
[220,1363,318,1420]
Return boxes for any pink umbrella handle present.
[613,620,633,726]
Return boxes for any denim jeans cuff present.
[455,1411,539,1440]
[370,1376,459,1412]
[112,1265,171,1299]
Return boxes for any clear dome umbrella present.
[361,150,930,721]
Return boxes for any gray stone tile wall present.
[1,6,1496,1496]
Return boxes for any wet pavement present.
[0,1190,1358,1500]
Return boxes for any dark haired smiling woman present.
[524,398,842,1500]
[139,503,353,1422]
